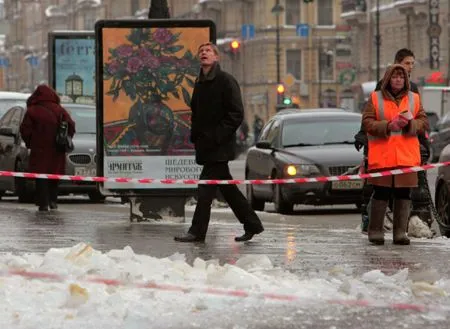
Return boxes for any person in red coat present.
[20,85,75,211]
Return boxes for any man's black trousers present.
[188,162,264,239]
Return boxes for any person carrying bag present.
[20,85,76,212]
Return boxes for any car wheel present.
[435,182,450,238]
[273,183,293,214]
[88,190,106,203]
[15,160,35,203]
[246,184,264,211]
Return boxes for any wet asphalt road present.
[0,163,448,328]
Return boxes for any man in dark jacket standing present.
[174,42,264,243]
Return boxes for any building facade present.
[181,0,352,124]
[341,0,450,110]
[0,0,7,89]
[2,0,150,92]
[3,0,352,125]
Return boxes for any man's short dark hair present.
[394,48,415,63]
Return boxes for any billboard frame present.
[95,19,216,197]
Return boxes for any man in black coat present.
[174,42,264,243]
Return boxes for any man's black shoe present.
[174,233,205,243]
[235,232,255,242]
[38,206,49,212]
[49,202,58,210]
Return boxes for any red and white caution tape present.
[0,268,433,312]
[0,161,448,185]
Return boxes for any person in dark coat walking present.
[253,115,264,144]
[20,85,75,212]
[174,42,264,243]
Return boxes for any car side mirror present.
[0,126,16,137]
[255,141,272,149]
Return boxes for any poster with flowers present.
[98,24,214,190]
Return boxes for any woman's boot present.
[393,198,411,245]
[368,199,388,245]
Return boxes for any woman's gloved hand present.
[388,114,409,131]
[399,110,413,121]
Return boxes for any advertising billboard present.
[95,20,216,194]
[48,31,95,105]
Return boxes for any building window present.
[318,51,334,81]
[207,9,222,32]
[285,0,300,26]
[131,0,140,15]
[84,12,96,30]
[317,0,333,26]
[286,49,302,80]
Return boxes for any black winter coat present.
[190,63,244,165]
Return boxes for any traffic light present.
[276,84,285,108]
[282,97,292,105]
[276,84,285,95]
[230,40,240,52]
[228,39,241,59]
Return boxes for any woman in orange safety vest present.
[362,64,429,245]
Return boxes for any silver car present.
[0,92,30,118]
[0,103,104,202]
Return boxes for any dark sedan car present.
[434,144,450,237]
[0,103,103,202]
[245,109,363,214]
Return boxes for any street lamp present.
[65,73,83,102]
[271,0,284,105]
[375,0,381,81]
[318,39,334,108]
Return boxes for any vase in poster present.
[102,27,209,157]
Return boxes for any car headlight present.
[285,164,320,177]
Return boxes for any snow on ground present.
[1,243,450,328]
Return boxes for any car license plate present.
[331,180,363,190]
[74,167,96,177]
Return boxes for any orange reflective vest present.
[367,91,420,171]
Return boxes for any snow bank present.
[0,243,449,328]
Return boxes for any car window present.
[266,120,281,146]
[282,117,361,146]
[9,108,22,128]
[439,113,449,123]
[426,112,439,132]
[64,105,96,134]
[437,113,450,130]
[258,120,274,141]
[0,108,16,127]
[0,99,27,118]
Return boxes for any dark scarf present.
[198,62,220,82]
